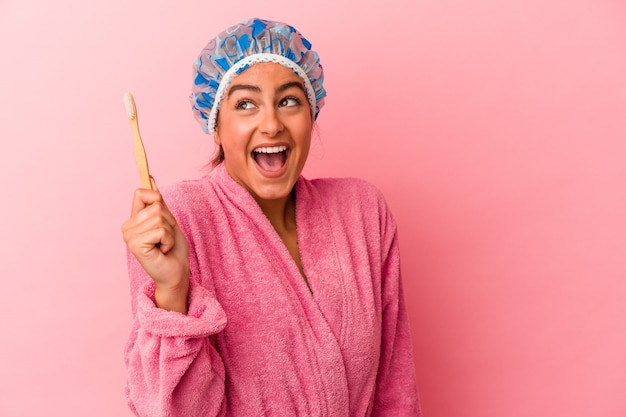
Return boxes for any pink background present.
[1,0,625,416]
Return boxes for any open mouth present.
[252,145,289,173]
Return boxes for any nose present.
[259,106,284,137]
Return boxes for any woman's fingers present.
[131,200,177,229]
[130,188,162,216]
[123,219,176,254]
[122,185,179,256]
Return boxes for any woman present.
[122,18,420,416]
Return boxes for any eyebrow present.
[227,84,261,96]
[276,81,306,94]
[227,81,306,97]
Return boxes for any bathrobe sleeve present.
[124,250,228,417]
[371,195,421,416]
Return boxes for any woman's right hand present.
[122,180,190,314]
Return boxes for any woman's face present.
[215,62,313,204]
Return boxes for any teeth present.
[254,146,287,154]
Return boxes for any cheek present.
[216,117,254,150]
[221,135,250,159]
[294,117,313,147]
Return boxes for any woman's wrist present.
[154,278,189,314]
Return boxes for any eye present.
[236,100,256,110]
[279,97,300,108]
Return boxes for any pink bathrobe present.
[125,164,420,416]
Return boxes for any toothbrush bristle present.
[123,92,136,120]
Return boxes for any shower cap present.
[190,18,326,135]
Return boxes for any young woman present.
[122,17,420,416]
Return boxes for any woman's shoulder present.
[159,174,218,218]
[306,176,387,204]
[161,176,208,201]
[302,176,391,219]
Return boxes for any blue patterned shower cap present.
[190,18,326,135]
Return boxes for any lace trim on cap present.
[207,53,316,135]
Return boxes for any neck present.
[254,191,296,234]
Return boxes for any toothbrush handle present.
[131,119,153,190]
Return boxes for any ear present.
[213,129,221,146]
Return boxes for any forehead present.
[228,62,303,89]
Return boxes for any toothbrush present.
[123,92,153,190]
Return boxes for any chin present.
[250,180,295,202]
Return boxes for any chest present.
[193,209,382,355]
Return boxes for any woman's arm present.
[372,203,421,416]
[122,183,228,416]
[125,263,228,417]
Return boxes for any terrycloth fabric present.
[125,164,420,417]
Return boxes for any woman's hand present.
[122,180,190,314]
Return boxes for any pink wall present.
[1,0,625,416]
